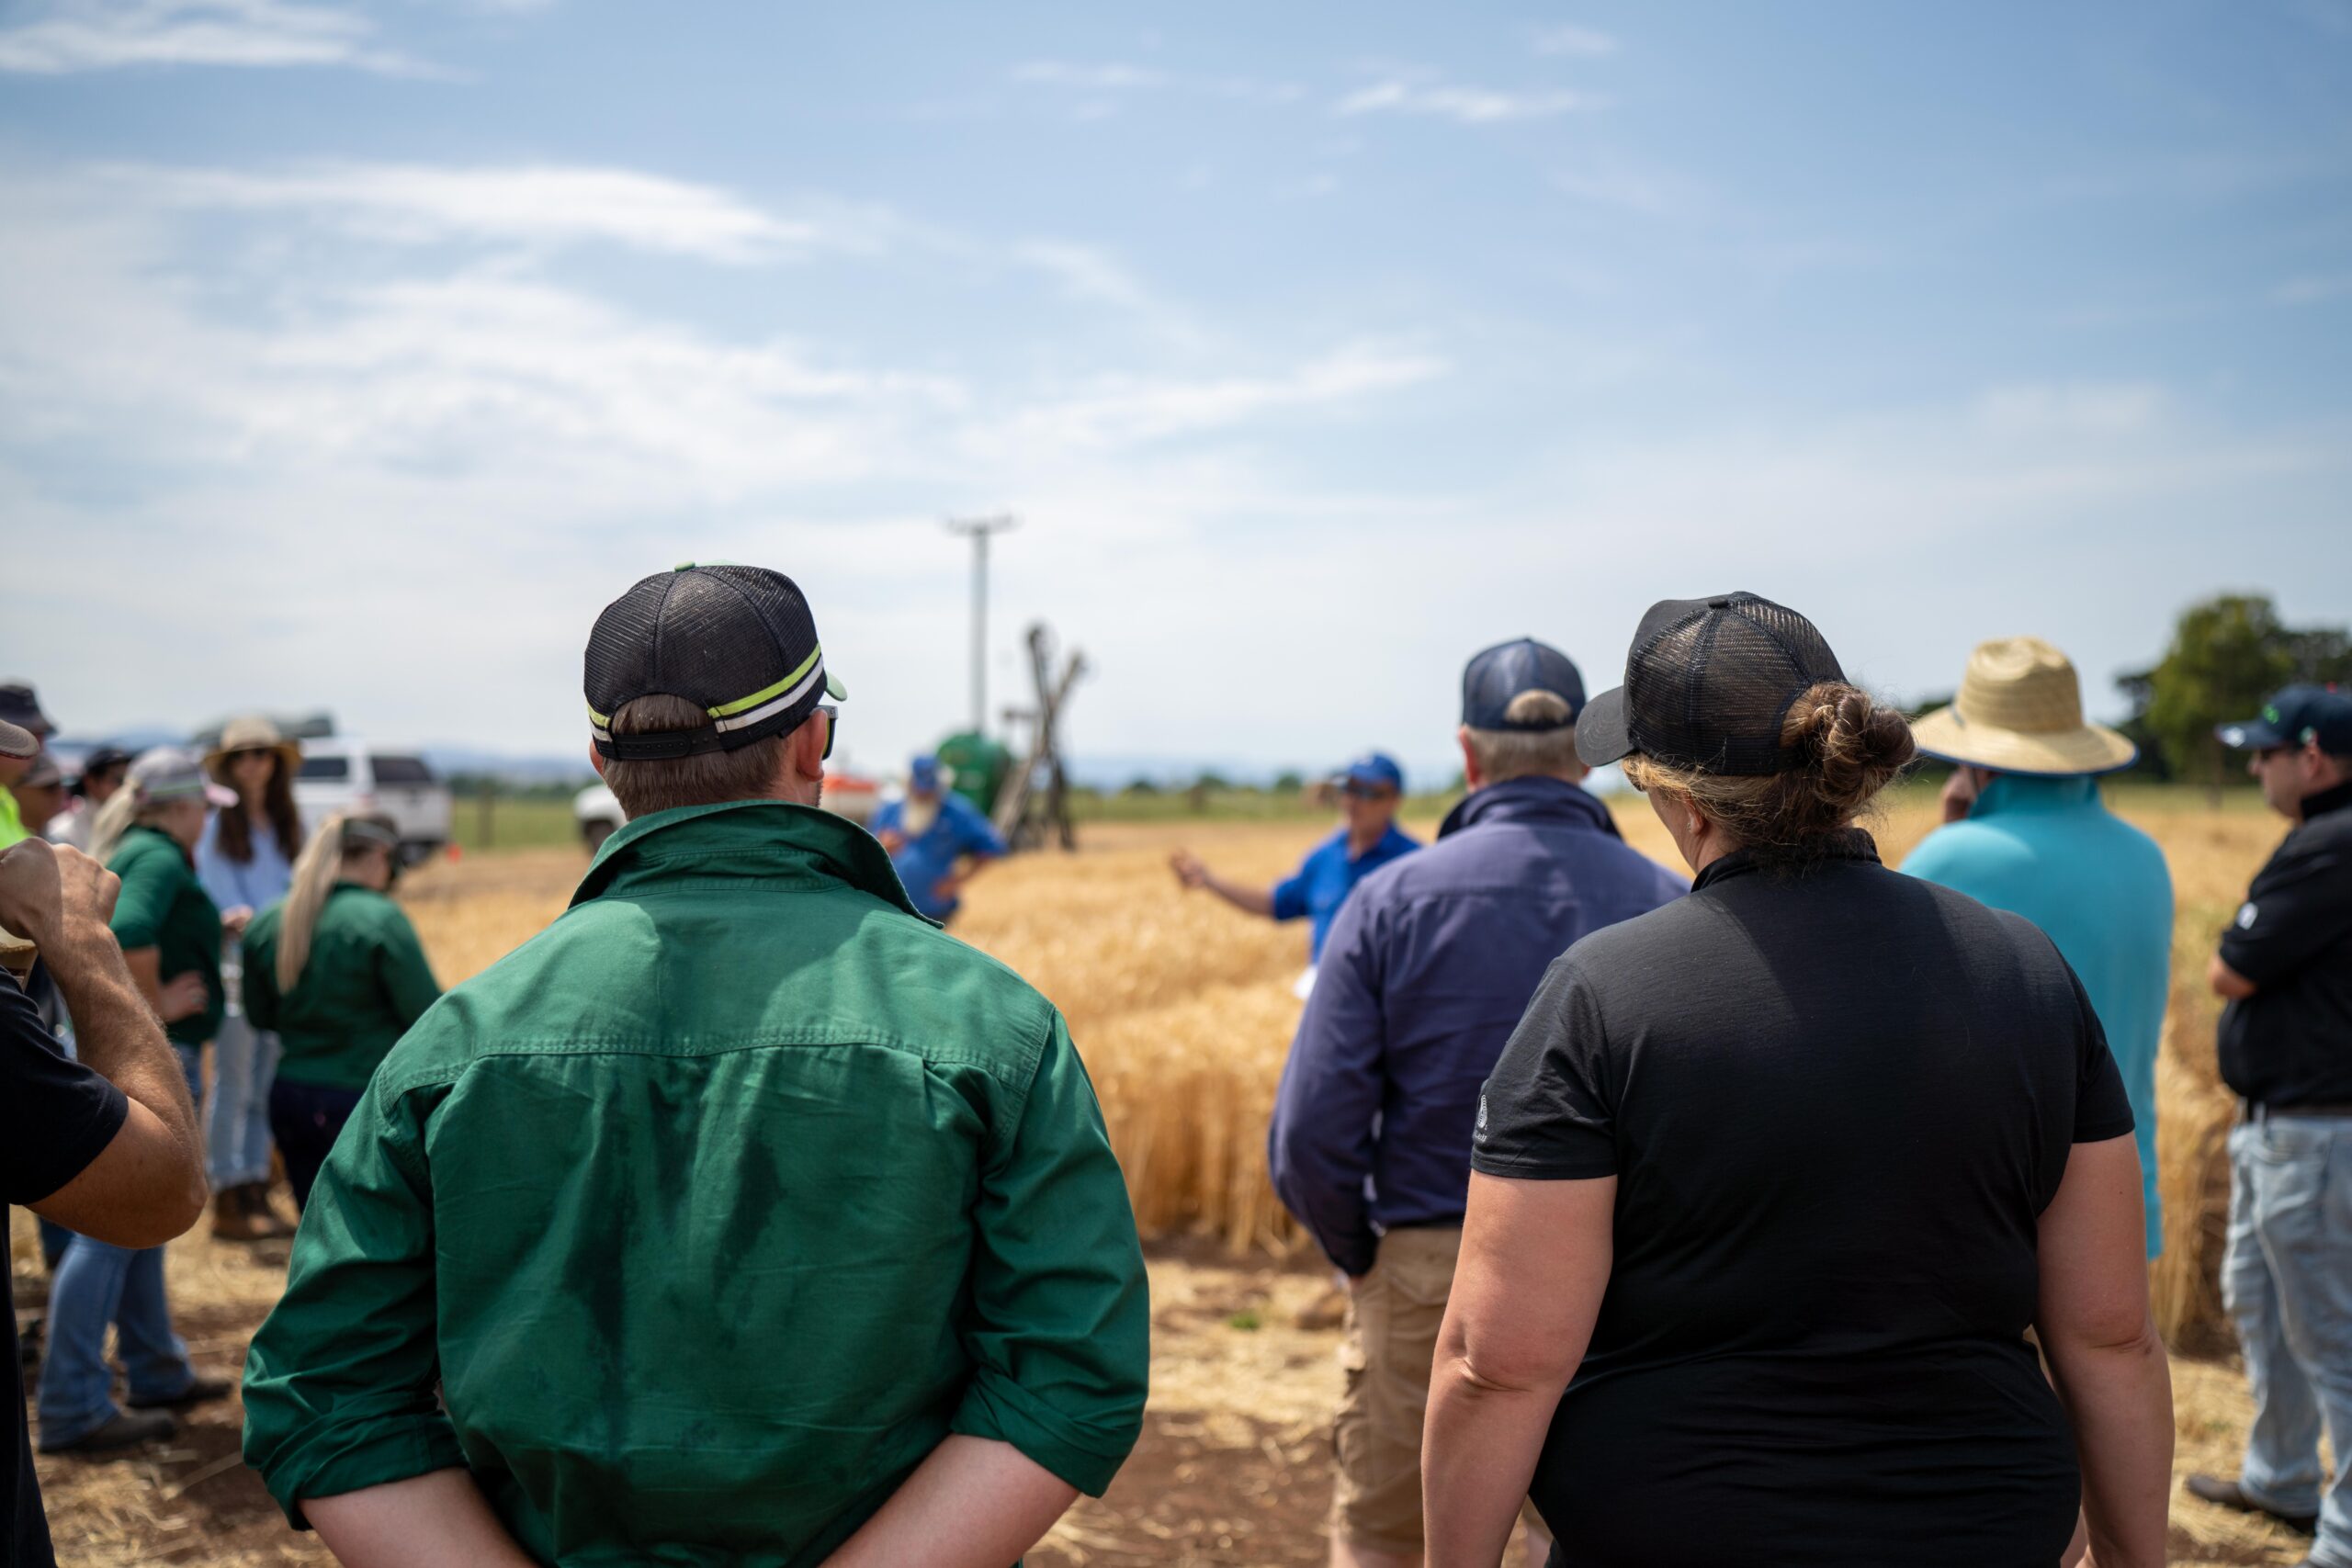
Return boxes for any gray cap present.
[128,746,237,808]
[0,718,35,761]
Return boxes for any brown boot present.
[210,1188,268,1242]
[239,1183,297,1238]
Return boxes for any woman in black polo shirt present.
[1422,594,2171,1568]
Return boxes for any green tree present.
[2140,594,2294,795]
[1272,770,1305,795]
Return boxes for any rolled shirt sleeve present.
[1266,890,1385,1275]
[948,1012,1149,1497]
[1472,955,1622,1180]
[241,1072,468,1527]
[1269,868,1309,923]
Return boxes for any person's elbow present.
[2208,954,2257,999]
[1436,1329,1579,1404]
[2043,1298,2165,1367]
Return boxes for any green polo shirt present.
[241,801,1150,1563]
[108,823,223,1047]
[243,884,442,1092]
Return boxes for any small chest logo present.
[2237,901,2259,931]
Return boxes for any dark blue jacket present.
[1267,776,1688,1275]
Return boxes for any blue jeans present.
[35,1045,204,1446]
[207,1008,281,1190]
[2224,1116,2352,1568]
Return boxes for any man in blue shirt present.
[870,754,1008,924]
[1268,639,1686,1568]
[1903,637,2170,1259]
[1169,754,1419,970]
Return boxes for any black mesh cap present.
[584,562,846,761]
[1576,592,1847,774]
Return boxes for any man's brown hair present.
[600,694,796,818]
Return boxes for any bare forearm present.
[820,1436,1078,1568]
[2048,1322,2173,1568]
[50,925,197,1144]
[307,1471,537,1568]
[1422,1362,1555,1568]
[1204,875,1275,918]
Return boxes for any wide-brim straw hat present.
[1911,637,2137,776]
[204,715,303,782]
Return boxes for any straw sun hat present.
[204,715,303,782]
[1910,637,2137,776]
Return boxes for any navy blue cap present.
[2219,684,2352,754]
[1461,639,1585,731]
[1340,752,1404,793]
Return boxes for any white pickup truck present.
[293,739,454,864]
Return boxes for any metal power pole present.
[944,514,1017,734]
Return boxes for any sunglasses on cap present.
[1342,781,1398,801]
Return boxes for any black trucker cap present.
[1577,592,1846,774]
[584,562,847,761]
[1462,638,1585,731]
[2218,683,2352,755]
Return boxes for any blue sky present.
[3,0,2347,782]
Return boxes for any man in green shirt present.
[243,564,1150,1568]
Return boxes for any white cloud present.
[0,155,1456,767]
[1336,79,1599,123]
[1534,24,1617,57]
[123,161,882,265]
[1014,241,1159,312]
[1011,58,1304,106]
[0,0,424,75]
[1973,382,2168,438]
[990,344,1447,452]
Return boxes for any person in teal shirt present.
[1905,637,2172,1258]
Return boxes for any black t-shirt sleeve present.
[1472,955,1620,1179]
[2064,963,2135,1146]
[3,973,130,1205]
[2220,831,2352,989]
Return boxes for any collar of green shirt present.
[571,797,935,924]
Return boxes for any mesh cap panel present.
[583,564,834,760]
[1623,593,1846,774]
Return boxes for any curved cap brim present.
[1575,686,1634,767]
[2215,717,2285,750]
[1911,706,2137,775]
[0,717,36,760]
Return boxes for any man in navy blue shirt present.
[1170,754,1419,974]
[1267,639,1685,1568]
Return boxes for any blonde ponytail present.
[88,790,141,863]
[277,814,354,992]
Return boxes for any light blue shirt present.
[1903,773,2172,1258]
[196,810,297,917]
